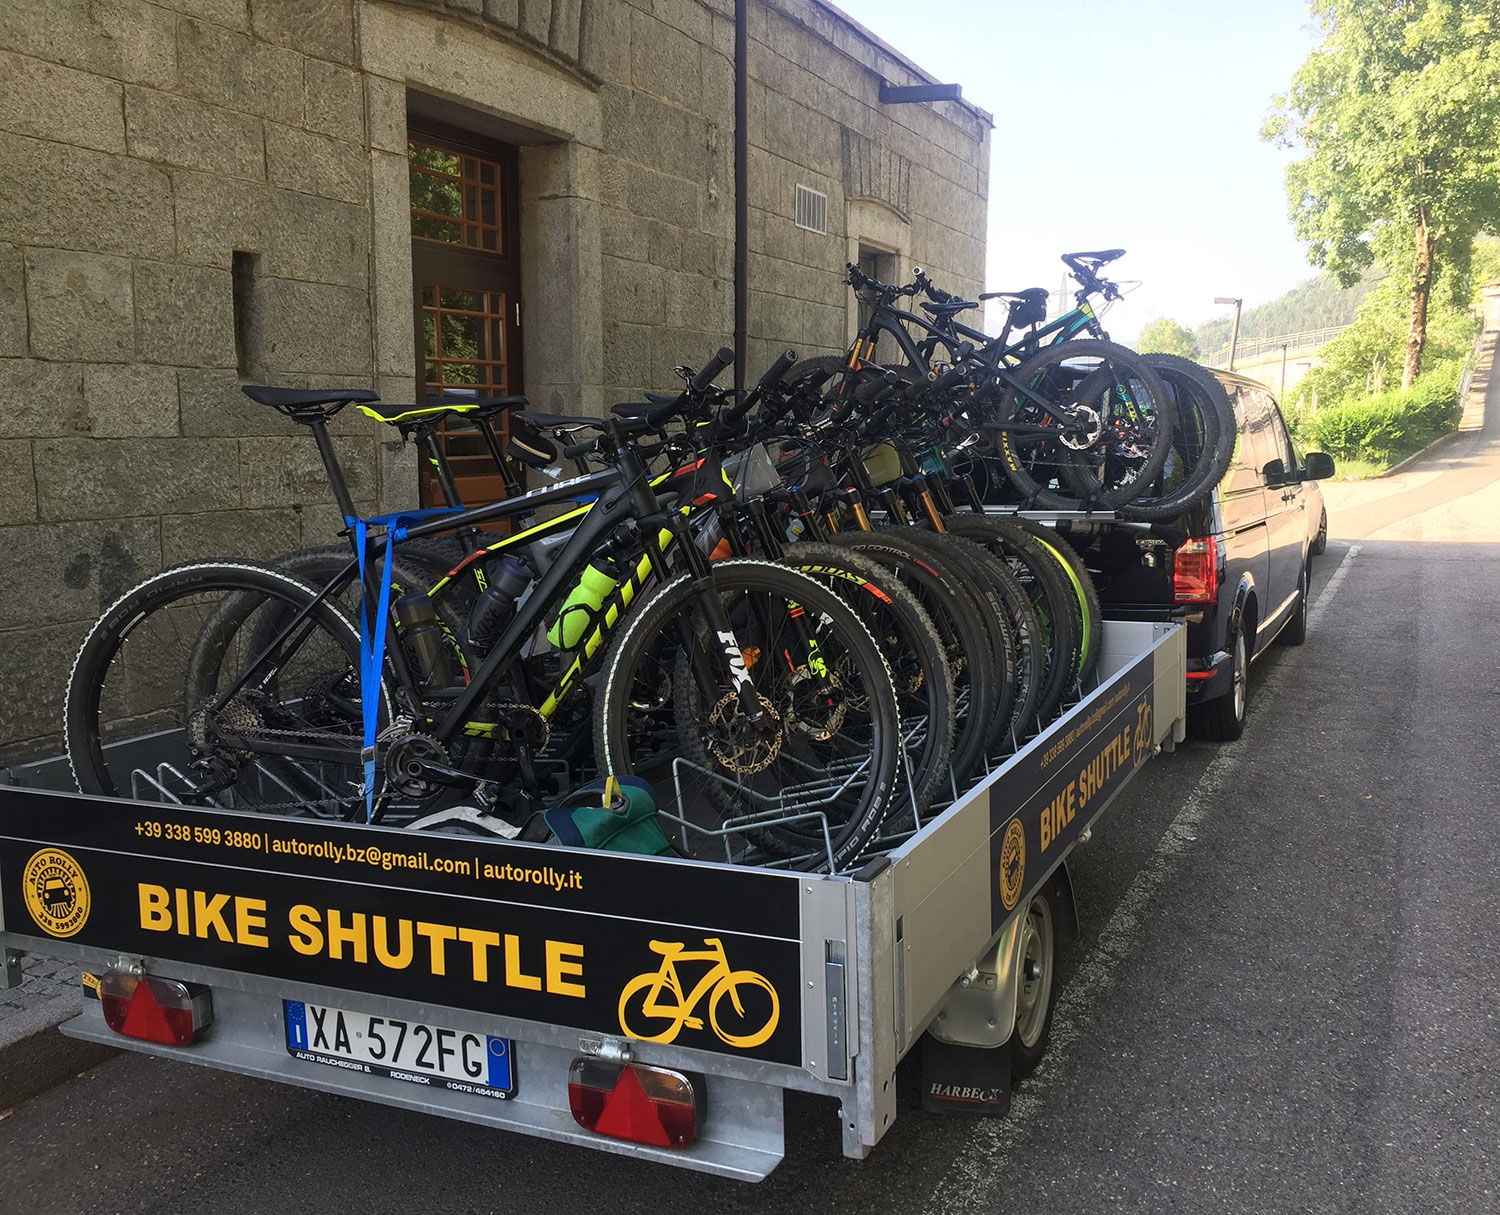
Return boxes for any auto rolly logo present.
[21,848,92,938]
[998,819,1026,912]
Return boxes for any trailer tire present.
[1010,888,1057,1079]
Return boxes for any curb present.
[1378,429,1463,478]
[0,982,117,1110]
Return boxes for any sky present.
[831,0,1326,343]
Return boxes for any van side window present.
[1242,389,1287,484]
[1220,386,1266,495]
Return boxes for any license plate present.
[283,1001,515,1100]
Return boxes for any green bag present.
[543,776,675,856]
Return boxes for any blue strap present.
[345,506,465,821]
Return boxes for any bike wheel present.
[777,541,955,819]
[996,340,1174,509]
[939,516,1082,727]
[66,562,387,812]
[824,530,1000,790]
[594,560,901,873]
[1003,519,1104,688]
[1118,354,1236,522]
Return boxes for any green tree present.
[1136,316,1200,359]
[1264,1,1500,388]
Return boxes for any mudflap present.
[920,1036,1012,1117]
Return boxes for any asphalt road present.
[6,420,1499,1213]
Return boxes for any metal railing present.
[1205,324,1348,368]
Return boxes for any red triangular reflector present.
[592,1066,671,1148]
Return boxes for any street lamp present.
[1214,297,1242,372]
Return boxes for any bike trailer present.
[0,619,1184,1181]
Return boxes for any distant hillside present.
[1193,269,1381,356]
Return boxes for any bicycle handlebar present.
[646,345,734,428]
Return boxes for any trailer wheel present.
[1010,889,1056,1078]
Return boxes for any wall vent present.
[794,184,829,234]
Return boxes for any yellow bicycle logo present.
[618,937,781,1050]
[1132,697,1153,767]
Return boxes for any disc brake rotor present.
[707,691,782,775]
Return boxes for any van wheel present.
[1010,889,1057,1078]
[1277,571,1308,646]
[1190,626,1247,741]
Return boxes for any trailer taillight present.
[1173,536,1219,604]
[568,1056,698,1148]
[98,972,213,1046]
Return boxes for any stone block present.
[603,318,653,389]
[161,507,300,564]
[579,0,628,81]
[299,498,372,545]
[680,230,718,278]
[268,190,370,287]
[0,517,161,629]
[651,0,710,45]
[249,0,354,65]
[266,123,366,205]
[0,0,176,86]
[177,18,304,126]
[171,1,251,27]
[125,87,266,180]
[549,0,585,62]
[376,432,418,514]
[179,368,303,437]
[602,85,708,181]
[0,245,28,358]
[0,620,91,753]
[630,10,701,111]
[170,170,272,269]
[485,0,521,27]
[239,433,375,509]
[0,439,37,523]
[0,137,174,260]
[260,279,372,376]
[0,360,86,438]
[133,262,236,368]
[364,76,408,154]
[626,164,700,229]
[600,207,651,261]
[82,364,179,437]
[516,0,552,45]
[305,58,363,141]
[603,254,664,326]
[370,150,414,379]
[34,437,241,520]
[0,51,126,154]
[650,220,683,270]
[24,250,135,362]
[664,270,721,332]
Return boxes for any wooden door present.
[408,120,523,506]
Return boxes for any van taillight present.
[1174,537,1219,604]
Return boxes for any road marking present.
[926,545,1361,1209]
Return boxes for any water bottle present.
[393,592,454,690]
[546,560,619,649]
[465,556,531,652]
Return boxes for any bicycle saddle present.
[240,385,378,419]
[919,298,978,317]
[515,410,603,430]
[979,286,1049,302]
[1062,248,1125,266]
[356,395,531,425]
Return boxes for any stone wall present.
[0,0,990,760]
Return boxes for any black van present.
[1068,367,1336,741]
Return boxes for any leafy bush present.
[1296,360,1464,464]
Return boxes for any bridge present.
[1203,324,1348,399]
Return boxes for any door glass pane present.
[419,280,508,401]
[408,138,506,254]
